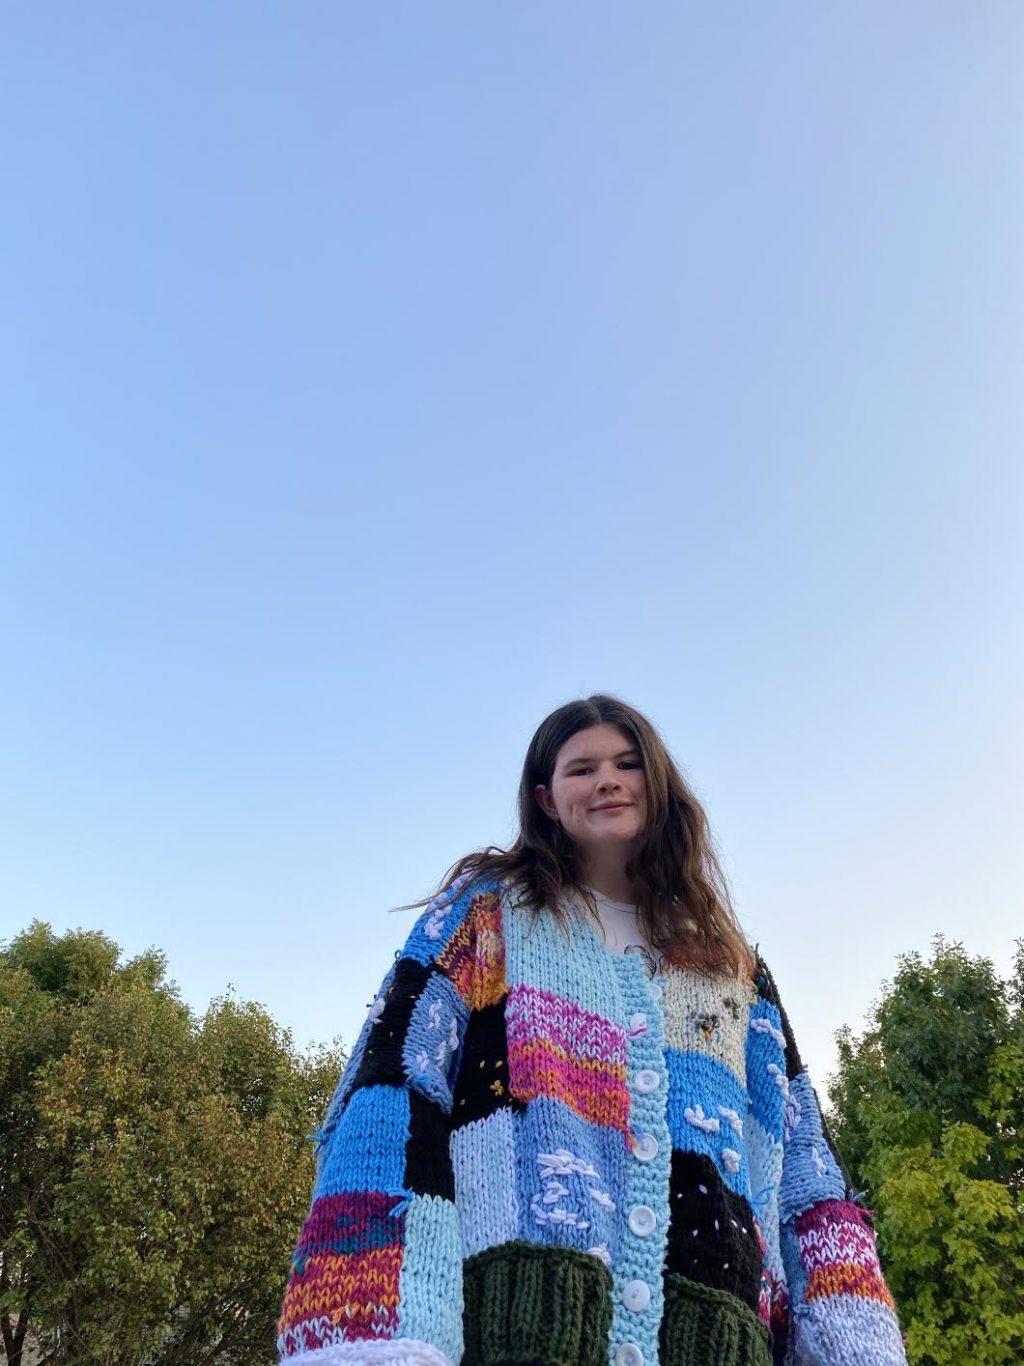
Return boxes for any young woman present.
[277,696,906,1366]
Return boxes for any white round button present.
[628,1011,648,1032]
[635,1068,660,1094]
[628,1204,656,1237]
[633,1133,659,1162]
[647,981,663,1002]
[622,1278,651,1312]
[615,1346,644,1366]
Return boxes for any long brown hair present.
[402,694,755,980]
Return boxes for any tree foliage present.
[0,922,343,1365]
[827,936,1024,1365]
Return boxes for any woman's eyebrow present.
[562,748,641,765]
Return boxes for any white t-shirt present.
[570,886,669,978]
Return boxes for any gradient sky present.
[3,4,1021,1097]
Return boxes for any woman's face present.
[534,723,649,855]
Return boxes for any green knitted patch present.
[660,1273,773,1366]
[462,1240,613,1366]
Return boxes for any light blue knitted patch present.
[778,1071,846,1222]
[745,998,787,1142]
[395,1192,465,1364]
[513,1095,626,1256]
[743,1111,784,1280]
[502,886,621,1019]
[664,1047,750,1198]
[313,1083,410,1200]
[450,1107,522,1256]
[789,1292,907,1365]
[606,953,672,1366]
[403,970,469,1112]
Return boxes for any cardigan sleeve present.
[751,955,907,1366]
[277,874,488,1366]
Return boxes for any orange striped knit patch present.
[509,1037,631,1131]
[440,889,507,1010]
[279,1243,403,1338]
[805,1261,895,1309]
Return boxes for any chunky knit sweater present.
[278,875,906,1366]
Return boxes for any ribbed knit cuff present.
[660,1273,773,1366]
[462,1241,613,1366]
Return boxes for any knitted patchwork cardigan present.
[278,875,906,1366]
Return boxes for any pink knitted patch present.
[506,984,631,1131]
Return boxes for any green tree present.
[828,936,1024,1365]
[0,922,343,1365]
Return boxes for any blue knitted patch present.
[313,1083,410,1200]
[778,1071,846,1222]
[403,969,470,1112]
[665,1047,750,1198]
[514,1095,626,1256]
[745,998,787,1142]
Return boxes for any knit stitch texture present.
[277,875,906,1366]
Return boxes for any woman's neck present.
[583,857,638,906]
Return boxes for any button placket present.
[609,953,670,1366]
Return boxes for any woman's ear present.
[534,783,558,822]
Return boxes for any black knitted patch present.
[665,1150,762,1310]
[450,999,526,1132]
[405,1087,456,1201]
[347,958,435,1094]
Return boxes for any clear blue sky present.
[2,4,1021,1095]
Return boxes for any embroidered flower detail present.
[684,1104,721,1135]
[722,1148,741,1174]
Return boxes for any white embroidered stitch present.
[368,994,386,1025]
[717,1105,744,1138]
[537,1149,601,1180]
[811,1145,828,1178]
[684,1104,721,1135]
[587,1243,612,1267]
[531,1150,610,1232]
[722,1148,741,1173]
[767,1063,802,1137]
[749,1016,787,1050]
[423,871,473,941]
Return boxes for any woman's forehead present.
[557,723,637,765]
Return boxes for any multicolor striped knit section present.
[438,887,507,1011]
[278,1192,404,1352]
[796,1199,897,1309]
[506,982,631,1132]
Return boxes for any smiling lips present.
[592,802,633,811]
